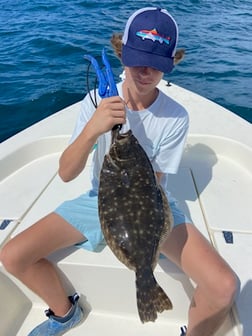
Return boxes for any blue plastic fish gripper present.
[85,48,121,131]
[85,48,118,98]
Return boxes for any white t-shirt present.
[70,81,189,197]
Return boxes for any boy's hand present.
[88,96,126,136]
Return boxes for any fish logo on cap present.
[136,29,171,45]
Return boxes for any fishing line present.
[86,60,99,108]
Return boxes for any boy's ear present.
[174,48,185,65]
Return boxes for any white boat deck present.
[0,82,251,335]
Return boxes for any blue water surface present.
[0,0,251,142]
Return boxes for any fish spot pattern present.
[98,130,173,323]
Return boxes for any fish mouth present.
[112,129,132,145]
[110,129,134,163]
[116,131,132,144]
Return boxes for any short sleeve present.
[69,91,99,144]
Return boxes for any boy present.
[0,7,238,336]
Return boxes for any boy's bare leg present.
[0,213,86,316]
[161,223,239,336]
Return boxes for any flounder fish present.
[98,129,173,323]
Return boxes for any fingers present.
[92,96,126,134]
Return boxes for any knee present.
[214,271,240,309]
[0,241,25,276]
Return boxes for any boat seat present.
[2,134,251,333]
[0,157,238,334]
[1,134,249,335]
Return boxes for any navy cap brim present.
[122,44,174,73]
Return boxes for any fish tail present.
[135,268,173,323]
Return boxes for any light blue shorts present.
[55,190,191,252]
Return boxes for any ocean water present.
[0,0,251,143]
